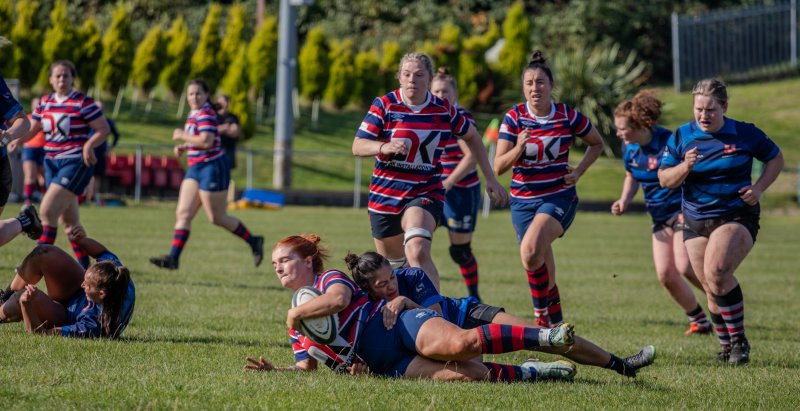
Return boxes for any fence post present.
[482,142,497,219]
[796,163,799,204]
[246,149,254,190]
[792,0,798,66]
[353,156,362,209]
[672,11,681,92]
[134,145,142,204]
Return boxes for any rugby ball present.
[291,286,339,345]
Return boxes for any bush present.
[378,40,402,91]
[9,0,42,88]
[351,49,381,107]
[496,1,529,81]
[75,17,102,92]
[247,15,278,98]
[190,3,223,91]
[458,19,499,108]
[131,24,165,96]
[323,39,355,109]
[219,2,247,71]
[220,46,254,139]
[298,26,330,101]
[159,16,193,99]
[98,4,134,96]
[38,0,77,90]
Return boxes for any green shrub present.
[323,39,355,109]
[298,26,329,100]
[246,15,278,97]
[189,3,223,91]
[159,16,193,99]
[97,4,134,96]
[131,24,165,96]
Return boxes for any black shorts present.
[652,212,685,234]
[369,197,443,239]
[462,301,505,329]
[683,204,760,243]
[0,155,11,207]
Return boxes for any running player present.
[346,251,656,378]
[352,52,507,290]
[150,79,264,270]
[612,91,711,336]
[25,60,110,269]
[494,50,605,327]
[430,67,482,300]
[245,235,577,382]
[0,227,135,339]
[659,79,783,365]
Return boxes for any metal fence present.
[672,0,799,91]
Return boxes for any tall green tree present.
[189,3,223,91]
[298,26,329,101]
[351,49,380,107]
[220,46,254,139]
[9,0,42,88]
[75,16,102,92]
[433,22,461,75]
[38,0,77,89]
[458,20,499,107]
[246,14,278,97]
[323,39,355,109]
[131,25,165,96]
[159,16,193,99]
[219,2,246,70]
[379,40,402,91]
[496,1,530,80]
[0,0,14,76]
[97,4,134,96]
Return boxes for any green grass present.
[1,205,799,409]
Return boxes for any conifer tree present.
[131,25,165,96]
[497,1,530,80]
[75,16,102,92]
[458,20,499,107]
[220,46,254,138]
[38,0,77,88]
[0,0,15,76]
[159,16,193,99]
[379,40,402,91]
[351,49,380,107]
[219,2,246,70]
[247,14,278,97]
[190,3,223,91]
[97,4,134,96]
[9,0,42,87]
[298,26,329,101]
[324,39,355,109]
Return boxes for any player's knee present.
[403,227,432,246]
[520,250,544,270]
[404,228,432,260]
[449,243,472,266]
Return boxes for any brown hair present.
[397,52,434,79]
[522,50,553,84]
[432,66,457,92]
[49,60,77,77]
[273,235,329,274]
[692,78,728,106]
[344,251,390,300]
[614,90,663,131]
[88,261,130,338]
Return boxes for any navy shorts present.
[44,157,94,195]
[93,143,107,177]
[356,308,440,377]
[444,185,481,234]
[0,155,11,207]
[369,196,443,239]
[184,156,230,192]
[511,194,579,243]
[21,147,45,165]
[652,211,684,234]
[683,204,760,243]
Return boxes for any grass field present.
[1,205,798,409]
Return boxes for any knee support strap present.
[449,242,473,265]
[388,257,408,269]
[403,227,432,245]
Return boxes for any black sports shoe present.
[715,346,731,362]
[625,345,656,371]
[19,204,43,240]
[251,236,264,268]
[150,255,179,270]
[728,337,750,365]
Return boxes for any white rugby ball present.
[291,286,339,345]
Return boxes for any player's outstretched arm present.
[244,356,316,372]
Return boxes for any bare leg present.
[401,206,439,289]
[15,245,85,303]
[652,228,701,313]
[199,190,241,231]
[0,218,22,246]
[403,355,488,381]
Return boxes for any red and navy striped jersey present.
[439,105,480,188]
[184,101,223,166]
[661,118,780,220]
[499,101,592,201]
[290,269,382,364]
[32,91,103,159]
[355,90,471,214]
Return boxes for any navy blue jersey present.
[623,126,681,223]
[661,118,780,220]
[0,77,24,158]
[394,267,444,308]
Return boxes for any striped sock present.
[483,362,529,382]
[169,229,190,260]
[232,222,258,248]
[709,312,731,348]
[70,241,90,270]
[686,305,710,328]
[715,284,745,341]
[459,254,480,299]
[476,323,553,354]
[23,183,34,205]
[547,284,563,325]
[37,225,57,245]
[526,263,550,320]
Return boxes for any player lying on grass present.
[245,234,577,382]
[346,251,655,377]
[0,226,135,338]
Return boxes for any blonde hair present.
[397,52,434,79]
[692,78,728,106]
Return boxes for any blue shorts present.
[511,194,579,243]
[21,147,45,165]
[356,308,440,377]
[44,157,95,195]
[184,156,230,192]
[444,185,481,233]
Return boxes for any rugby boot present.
[251,236,265,268]
[521,359,577,381]
[684,322,712,336]
[728,337,750,365]
[543,322,574,346]
[149,255,179,270]
[716,346,731,362]
[18,204,43,240]
[625,345,656,372]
